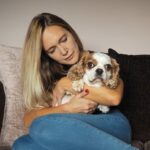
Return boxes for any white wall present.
[0,0,150,54]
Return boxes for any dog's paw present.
[106,79,118,89]
[97,105,110,113]
[72,79,84,92]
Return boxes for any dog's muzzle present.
[96,68,103,76]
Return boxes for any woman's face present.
[42,25,80,65]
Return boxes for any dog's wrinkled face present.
[67,50,119,88]
[84,52,112,83]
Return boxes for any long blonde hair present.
[22,13,83,110]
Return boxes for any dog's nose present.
[96,68,103,75]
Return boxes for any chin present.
[66,59,78,65]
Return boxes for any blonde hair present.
[22,18,48,109]
[22,13,83,110]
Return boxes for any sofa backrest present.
[108,48,150,142]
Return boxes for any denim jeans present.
[12,109,138,150]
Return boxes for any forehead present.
[93,53,111,65]
[42,25,69,50]
[44,25,67,35]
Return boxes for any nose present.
[96,68,103,76]
[58,45,68,56]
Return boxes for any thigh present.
[12,135,48,150]
[39,109,131,143]
[73,109,132,143]
[29,115,137,150]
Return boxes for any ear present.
[79,51,91,66]
[111,58,120,78]
[105,58,120,88]
[67,51,91,80]
[67,64,85,80]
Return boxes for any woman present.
[12,13,138,150]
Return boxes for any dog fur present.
[61,50,120,113]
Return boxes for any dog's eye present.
[87,62,95,69]
[105,64,112,71]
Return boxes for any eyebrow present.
[46,33,66,52]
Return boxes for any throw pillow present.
[0,45,26,146]
[108,48,150,142]
[0,82,5,132]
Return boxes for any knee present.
[12,135,29,150]
[29,115,80,140]
[115,116,132,143]
[29,113,72,134]
[12,140,20,150]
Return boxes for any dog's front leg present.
[72,79,84,92]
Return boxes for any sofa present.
[0,45,150,150]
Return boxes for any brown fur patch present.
[105,58,120,88]
[67,51,93,80]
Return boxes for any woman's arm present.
[24,78,123,128]
[84,79,124,106]
[55,77,124,106]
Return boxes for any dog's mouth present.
[89,77,104,84]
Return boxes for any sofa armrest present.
[0,81,5,132]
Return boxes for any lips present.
[65,52,74,61]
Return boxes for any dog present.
[61,50,120,113]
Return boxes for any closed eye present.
[59,34,67,43]
[48,46,56,54]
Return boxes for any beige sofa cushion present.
[0,45,26,146]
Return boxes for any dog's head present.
[67,51,120,88]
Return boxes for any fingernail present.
[85,89,89,94]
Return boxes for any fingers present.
[88,108,96,114]
[76,89,89,98]
[67,88,99,114]
[86,100,98,113]
[84,107,96,114]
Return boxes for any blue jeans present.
[12,109,138,150]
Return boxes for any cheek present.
[73,41,78,49]
[48,53,60,62]
[86,69,96,79]
[68,37,78,50]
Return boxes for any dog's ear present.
[111,58,120,79]
[79,51,91,66]
[105,58,120,88]
[67,51,91,80]
[67,63,85,80]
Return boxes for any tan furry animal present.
[62,50,120,113]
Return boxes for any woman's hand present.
[24,89,98,128]
[64,90,98,114]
